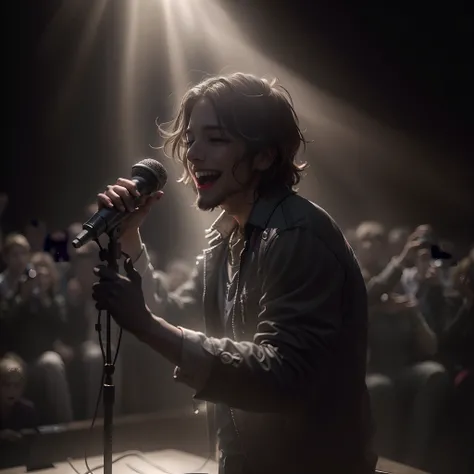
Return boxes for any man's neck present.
[230,213,250,235]
[222,189,257,231]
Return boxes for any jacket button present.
[220,352,233,364]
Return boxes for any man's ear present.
[253,148,276,172]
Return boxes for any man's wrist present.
[120,228,143,262]
[136,313,183,367]
[133,309,154,340]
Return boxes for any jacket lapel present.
[202,230,228,337]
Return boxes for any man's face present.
[356,238,385,270]
[185,98,254,211]
[0,371,24,407]
[5,245,30,275]
[36,265,53,294]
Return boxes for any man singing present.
[93,73,376,474]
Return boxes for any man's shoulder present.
[270,194,343,241]
[265,194,362,272]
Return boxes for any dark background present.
[5,0,473,256]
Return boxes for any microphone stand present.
[99,226,121,474]
[96,228,207,474]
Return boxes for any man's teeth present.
[195,171,220,179]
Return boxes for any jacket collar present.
[205,186,294,241]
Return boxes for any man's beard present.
[195,185,244,212]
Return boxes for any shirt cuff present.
[133,244,151,277]
[173,327,214,391]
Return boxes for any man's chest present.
[204,237,262,340]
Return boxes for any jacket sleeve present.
[174,227,345,412]
[134,244,203,330]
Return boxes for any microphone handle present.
[72,176,152,248]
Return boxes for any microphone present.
[72,158,168,249]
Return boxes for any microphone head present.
[131,158,168,193]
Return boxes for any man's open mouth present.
[194,170,222,190]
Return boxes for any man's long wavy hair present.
[159,73,308,196]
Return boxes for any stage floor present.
[1,450,216,474]
[0,449,430,474]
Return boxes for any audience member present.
[401,248,447,335]
[0,354,38,434]
[366,293,449,469]
[0,353,38,468]
[3,252,73,425]
[0,234,31,302]
[363,228,423,303]
[355,221,388,277]
[438,256,474,474]
[357,226,451,470]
